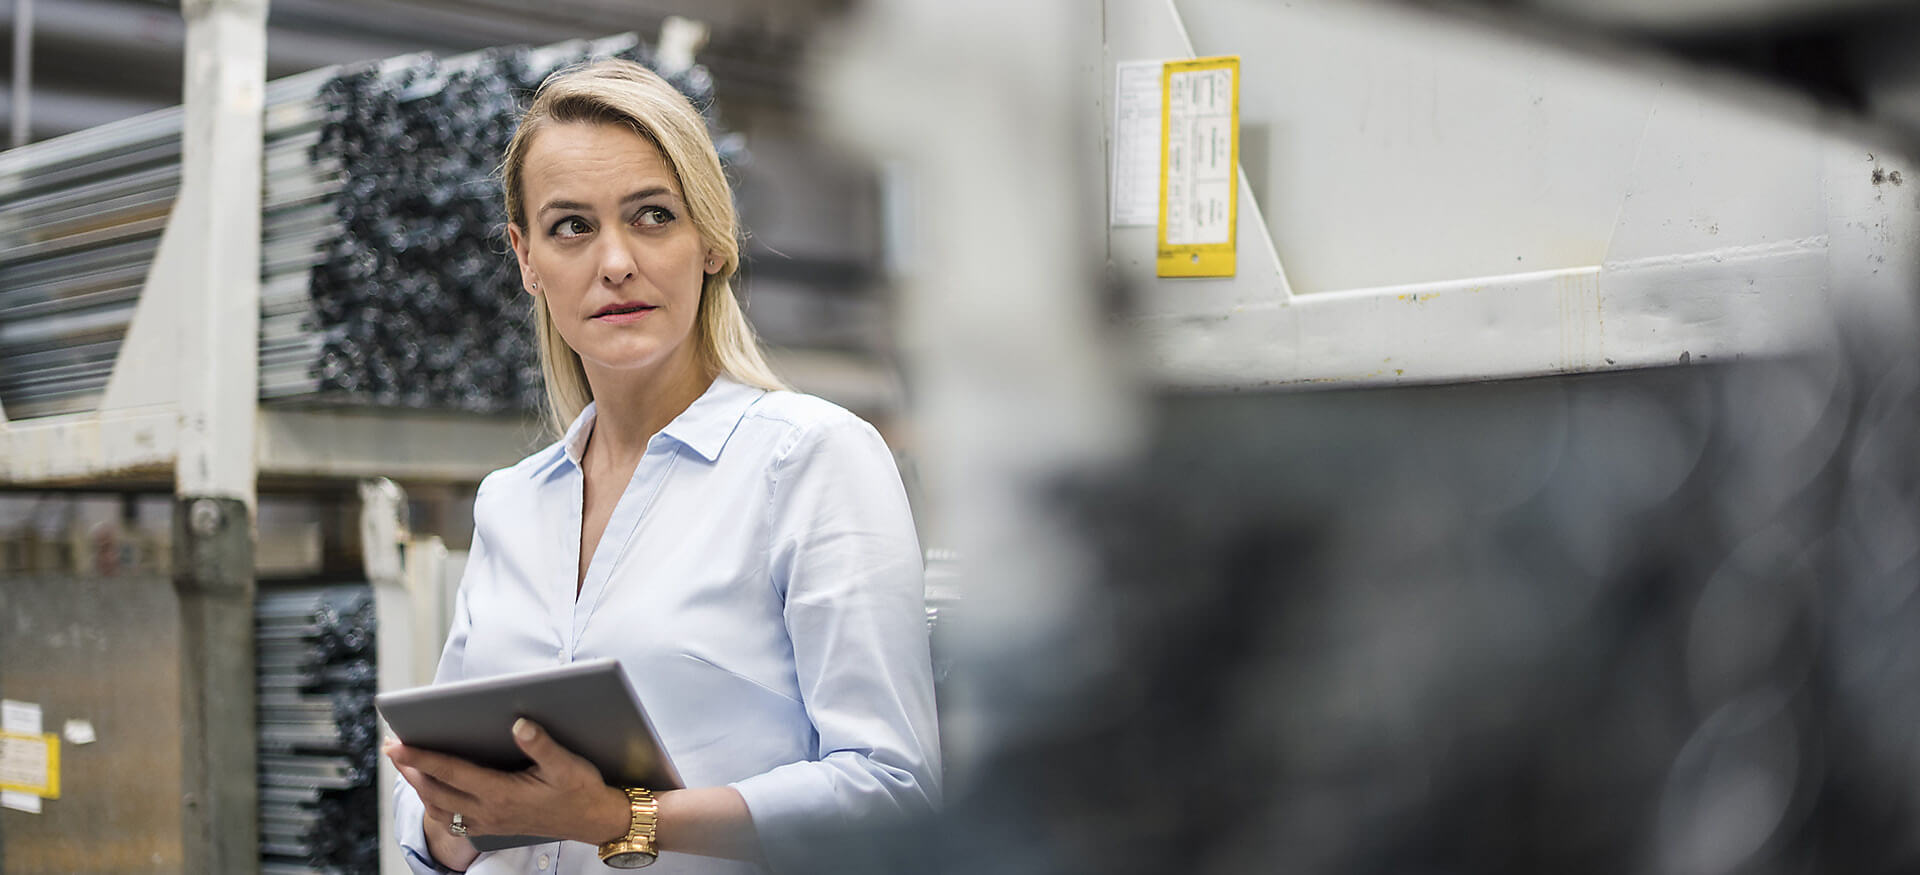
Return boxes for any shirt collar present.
[559,401,598,470]
[659,375,765,461]
[554,375,765,470]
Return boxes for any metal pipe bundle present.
[0,33,729,418]
[0,69,334,418]
[256,583,380,875]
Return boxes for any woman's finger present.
[398,762,482,813]
[391,742,500,796]
[392,759,458,796]
[510,718,594,778]
[431,810,474,834]
[390,759,430,795]
[423,803,466,833]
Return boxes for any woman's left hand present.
[387,717,630,846]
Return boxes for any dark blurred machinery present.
[957,347,1920,874]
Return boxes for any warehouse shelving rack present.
[0,4,908,870]
[0,2,534,873]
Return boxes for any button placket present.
[573,442,679,641]
[557,464,587,661]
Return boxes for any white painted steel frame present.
[0,0,270,496]
[1105,0,1915,389]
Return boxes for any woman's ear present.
[508,223,539,296]
[704,251,722,276]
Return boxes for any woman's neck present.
[582,352,714,469]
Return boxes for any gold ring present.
[449,813,469,836]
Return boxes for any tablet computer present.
[376,657,683,851]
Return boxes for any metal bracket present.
[357,477,408,586]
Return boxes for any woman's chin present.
[579,345,698,380]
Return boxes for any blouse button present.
[537,852,551,870]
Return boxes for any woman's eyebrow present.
[537,187,678,215]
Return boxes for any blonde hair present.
[502,59,786,434]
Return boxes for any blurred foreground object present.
[815,0,1920,873]
[1019,347,1920,873]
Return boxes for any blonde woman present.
[385,59,940,874]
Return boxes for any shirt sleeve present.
[392,480,491,874]
[393,778,461,875]
[728,416,944,874]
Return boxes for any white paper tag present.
[0,735,49,789]
[63,719,96,746]
[1,700,42,735]
[1111,60,1167,227]
[1164,66,1235,246]
[2,700,52,812]
[2,790,41,813]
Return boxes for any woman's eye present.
[634,206,675,227]
[551,217,591,238]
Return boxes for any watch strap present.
[597,787,659,868]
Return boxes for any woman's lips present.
[592,304,656,323]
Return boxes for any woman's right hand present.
[386,738,485,872]
[386,719,636,870]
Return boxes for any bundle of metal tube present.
[0,68,335,418]
[0,33,728,418]
[257,584,380,875]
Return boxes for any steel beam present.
[172,495,258,874]
[166,0,267,871]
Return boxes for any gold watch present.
[598,787,660,869]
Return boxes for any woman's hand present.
[386,718,631,868]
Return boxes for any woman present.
[386,59,941,874]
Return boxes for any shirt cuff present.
[731,762,841,874]
[394,777,465,874]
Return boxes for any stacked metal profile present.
[0,68,336,418]
[0,34,725,418]
[257,584,380,875]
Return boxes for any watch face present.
[605,850,657,869]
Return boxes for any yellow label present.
[1157,56,1240,278]
[0,731,60,798]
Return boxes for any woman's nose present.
[599,241,637,284]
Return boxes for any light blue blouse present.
[394,376,942,874]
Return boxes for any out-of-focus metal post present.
[171,0,266,870]
[10,0,32,148]
[814,0,1137,768]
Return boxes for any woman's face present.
[508,121,719,388]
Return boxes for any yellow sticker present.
[1158,56,1240,278]
[0,731,61,798]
